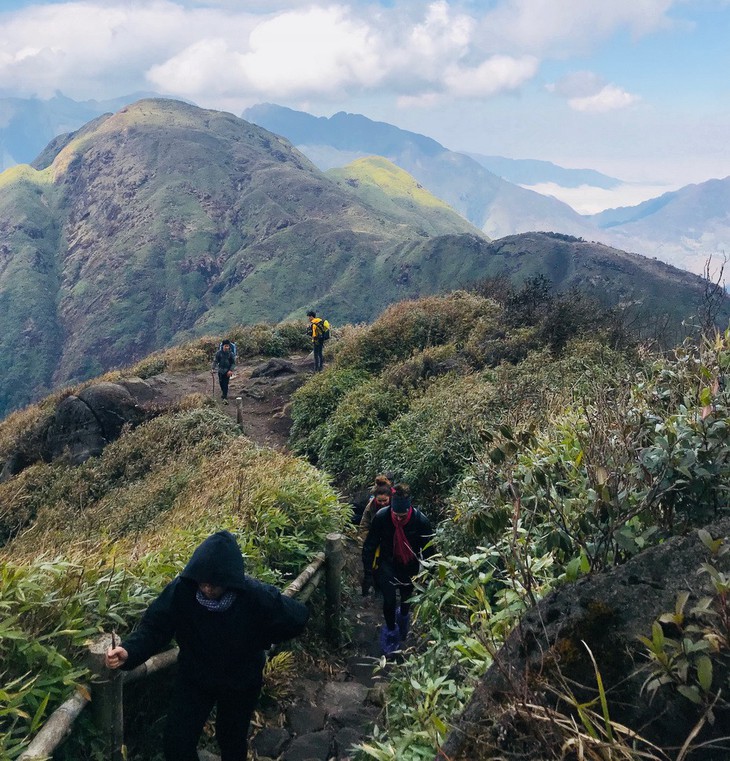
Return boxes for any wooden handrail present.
[17,689,90,761]
[18,534,346,761]
[123,646,180,685]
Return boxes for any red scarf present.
[391,506,414,565]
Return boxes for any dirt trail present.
[148,353,313,451]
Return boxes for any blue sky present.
[0,0,728,210]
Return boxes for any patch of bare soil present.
[147,353,314,450]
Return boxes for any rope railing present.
[18,532,345,761]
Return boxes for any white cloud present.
[0,1,545,107]
[569,84,640,113]
[147,6,384,100]
[236,6,381,96]
[149,1,540,104]
[0,1,260,99]
[443,55,538,98]
[547,71,640,113]
[523,181,678,214]
[478,0,676,56]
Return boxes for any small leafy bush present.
[289,367,372,460]
[380,345,465,391]
[315,378,410,483]
[333,292,497,373]
[0,408,346,758]
[361,374,498,511]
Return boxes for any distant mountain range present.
[590,177,730,273]
[465,153,622,189]
[5,95,729,276]
[0,92,154,170]
[244,104,730,275]
[0,99,724,416]
[244,104,598,241]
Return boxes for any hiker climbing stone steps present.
[105,531,309,761]
[361,483,434,656]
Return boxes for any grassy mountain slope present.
[2,292,730,759]
[244,103,600,240]
[0,336,347,758]
[1,99,725,417]
[0,167,63,405]
[478,232,730,336]
[0,98,496,416]
[327,156,486,238]
[289,292,730,759]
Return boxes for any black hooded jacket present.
[121,531,309,691]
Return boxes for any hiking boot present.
[222,399,229,405]
[396,607,410,639]
[379,624,401,656]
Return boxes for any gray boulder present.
[44,394,107,464]
[78,382,143,441]
[437,519,730,760]
[44,383,143,464]
[251,358,298,378]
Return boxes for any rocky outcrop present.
[250,358,298,378]
[43,382,145,465]
[1,379,155,480]
[437,519,730,761]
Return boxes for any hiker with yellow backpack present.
[306,310,330,372]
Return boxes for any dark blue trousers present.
[313,341,324,371]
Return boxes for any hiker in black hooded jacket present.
[105,531,309,761]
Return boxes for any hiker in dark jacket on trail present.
[105,531,309,761]
[212,339,236,404]
[359,482,393,538]
[362,483,434,655]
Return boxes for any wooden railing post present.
[324,532,345,647]
[236,396,243,428]
[87,634,124,761]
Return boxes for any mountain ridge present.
[0,98,496,415]
[245,103,730,273]
[1,98,726,417]
[244,103,599,241]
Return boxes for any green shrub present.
[362,374,498,511]
[0,408,346,759]
[334,292,497,373]
[273,320,312,354]
[316,378,410,483]
[380,345,465,391]
[289,367,372,459]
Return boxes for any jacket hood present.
[180,531,247,589]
